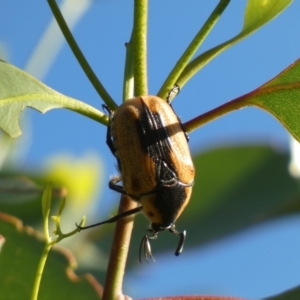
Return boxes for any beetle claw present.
[169,226,186,256]
[139,234,157,263]
[175,230,186,256]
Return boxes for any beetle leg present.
[139,233,157,263]
[177,179,194,188]
[109,176,144,200]
[106,120,116,156]
[102,104,113,116]
[169,226,186,256]
[106,125,116,155]
[175,230,186,256]
[156,161,194,188]
[108,176,127,194]
[102,104,117,155]
[109,175,164,200]
[156,160,178,188]
[139,236,151,263]
[166,84,180,103]
[76,205,143,230]
[139,236,145,263]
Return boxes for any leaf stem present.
[132,0,148,96]
[47,0,117,110]
[184,90,249,133]
[31,244,52,300]
[43,94,109,126]
[177,0,292,89]
[157,0,230,100]
[31,184,85,300]
[123,37,135,101]
[102,195,138,300]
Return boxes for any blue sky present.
[1,1,300,298]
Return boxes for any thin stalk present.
[185,80,300,133]
[132,0,148,96]
[123,37,135,101]
[51,96,109,126]
[31,184,85,300]
[31,244,51,300]
[102,195,138,300]
[184,90,250,133]
[47,0,117,110]
[102,31,139,300]
[157,0,230,100]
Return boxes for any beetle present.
[77,94,195,262]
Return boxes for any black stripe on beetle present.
[77,95,195,262]
[137,99,181,188]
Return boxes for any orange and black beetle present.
[78,95,195,262]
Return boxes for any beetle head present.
[139,223,186,263]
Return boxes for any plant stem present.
[123,37,135,101]
[57,95,109,126]
[132,0,148,96]
[102,26,140,300]
[184,90,249,133]
[47,0,117,110]
[102,195,138,300]
[31,244,52,300]
[157,0,230,100]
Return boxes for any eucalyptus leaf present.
[246,58,300,142]
[0,174,65,226]
[118,145,300,267]
[185,59,300,141]
[0,60,107,138]
[0,212,102,299]
[177,0,293,86]
[265,285,300,300]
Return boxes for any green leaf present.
[243,0,292,31]
[0,60,108,138]
[185,59,300,138]
[181,145,300,247]
[0,176,43,203]
[245,58,300,142]
[117,145,300,267]
[0,174,66,226]
[265,285,300,300]
[177,0,293,87]
[0,212,102,299]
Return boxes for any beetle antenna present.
[169,227,186,256]
[76,206,143,230]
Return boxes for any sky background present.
[1,0,300,299]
